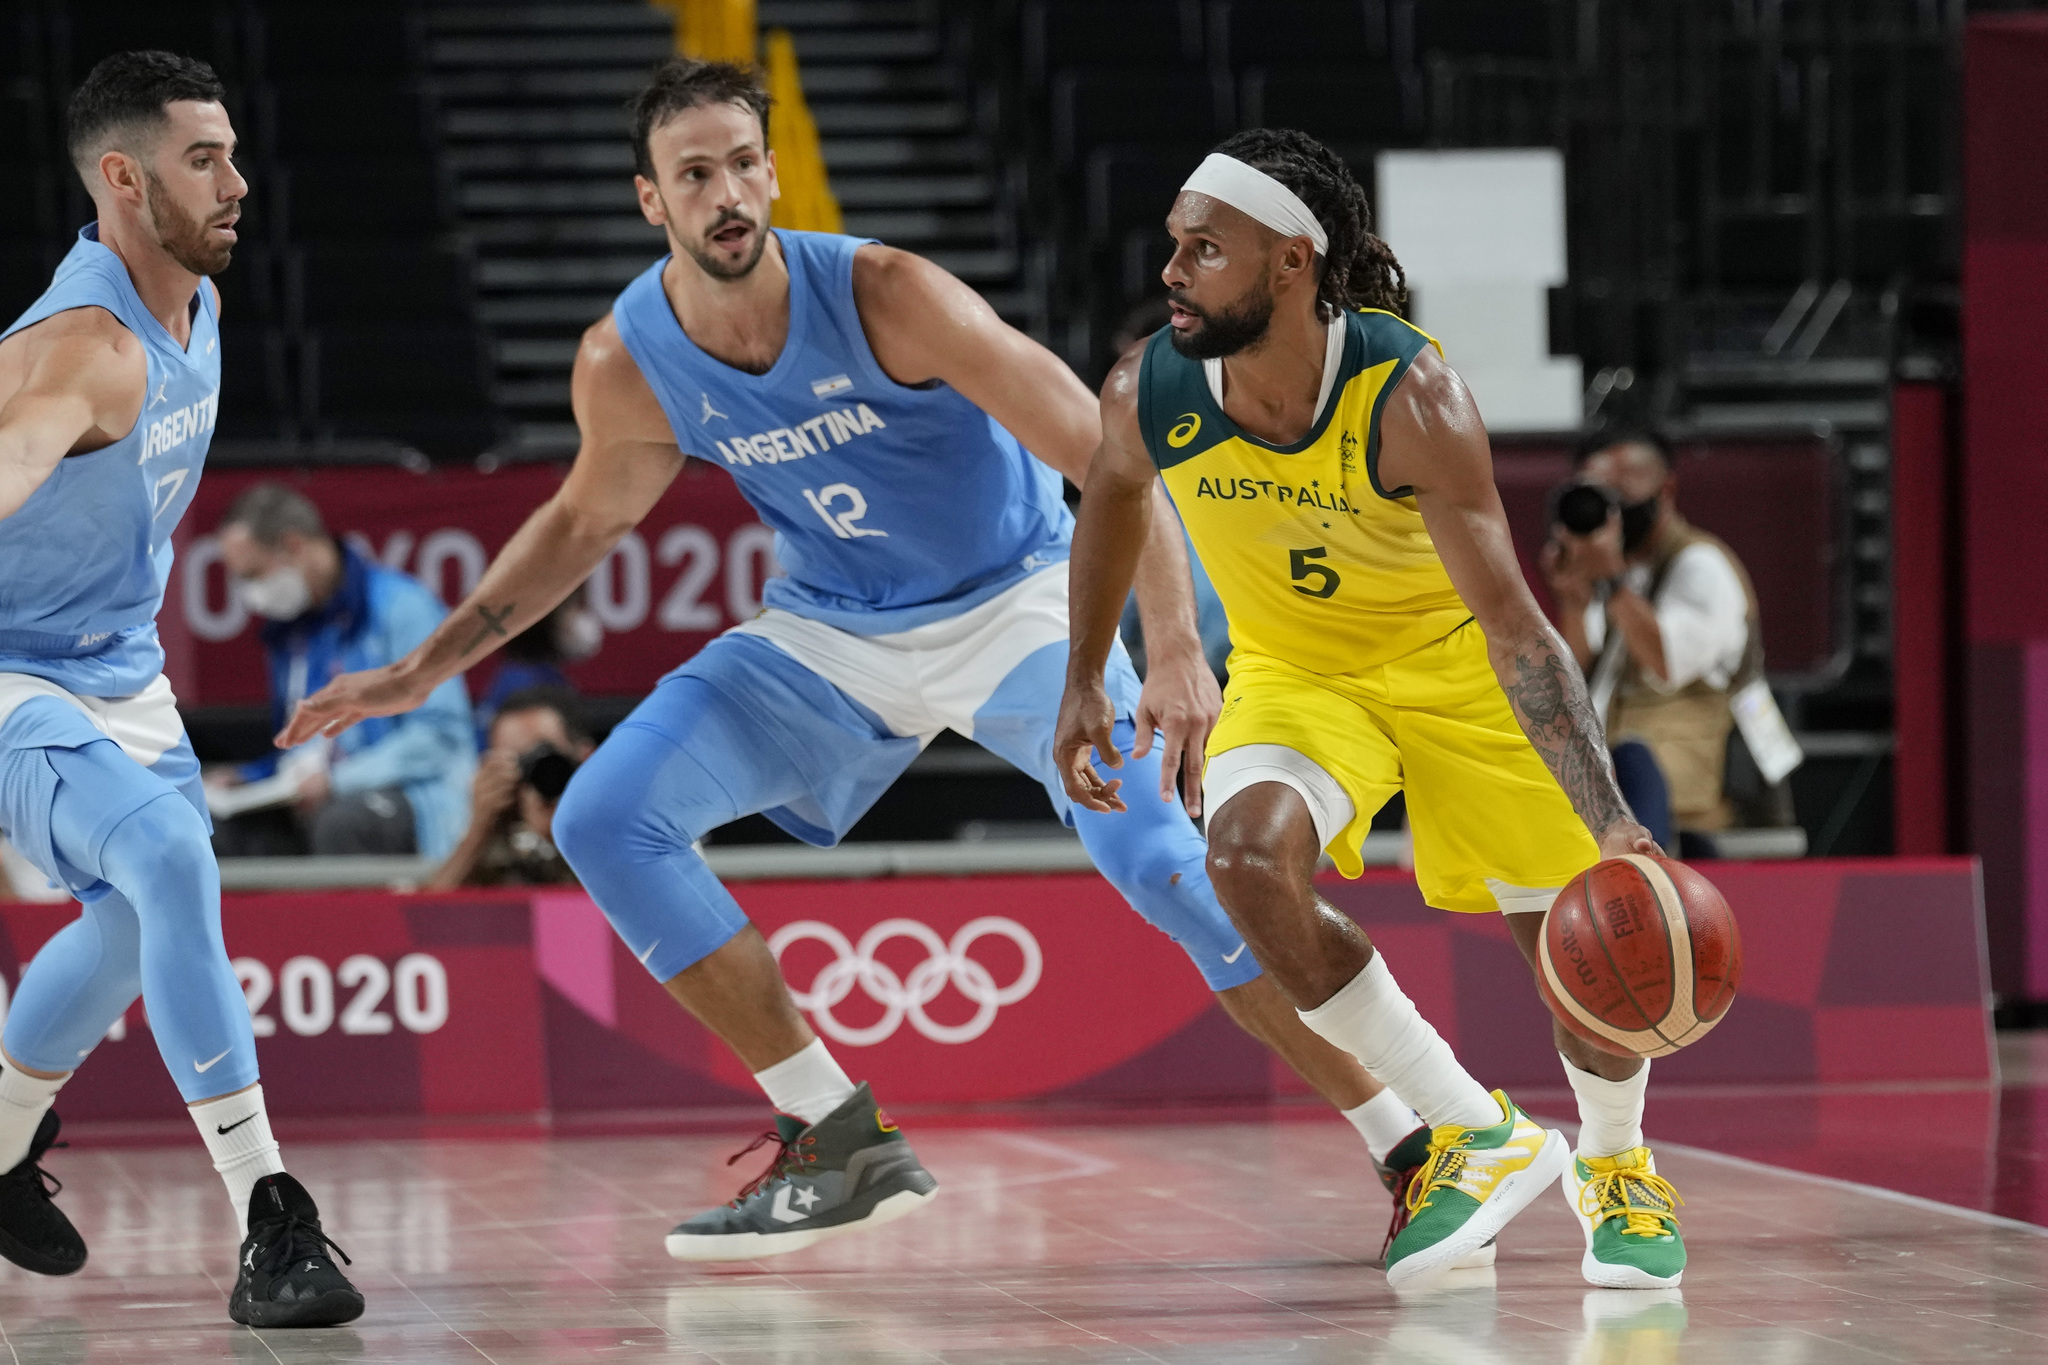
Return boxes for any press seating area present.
[0,0,500,459]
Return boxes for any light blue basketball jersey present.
[0,224,220,697]
[611,230,1073,635]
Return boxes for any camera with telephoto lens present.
[1548,479,1620,536]
[516,743,578,803]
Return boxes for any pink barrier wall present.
[0,860,1989,1122]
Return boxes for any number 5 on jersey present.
[1290,546,1340,598]
[803,482,889,540]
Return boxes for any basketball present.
[1537,854,1742,1059]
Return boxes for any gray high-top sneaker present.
[665,1082,938,1262]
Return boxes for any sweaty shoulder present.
[0,305,149,450]
[1131,328,1218,470]
[850,242,999,385]
[1376,339,1491,498]
[573,312,675,448]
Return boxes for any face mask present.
[554,608,604,662]
[1619,496,1660,554]
[234,565,313,621]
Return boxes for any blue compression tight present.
[2,740,257,1099]
[554,687,1259,991]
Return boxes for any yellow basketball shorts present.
[1204,619,1599,914]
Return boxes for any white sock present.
[191,1085,286,1220]
[1299,953,1500,1131]
[1562,1052,1649,1157]
[753,1038,857,1126]
[0,1058,67,1171]
[1343,1087,1425,1163]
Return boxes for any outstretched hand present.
[1598,820,1664,861]
[1054,678,1126,814]
[1131,647,1220,818]
[275,664,430,749]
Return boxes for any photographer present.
[1542,427,1778,849]
[427,686,594,889]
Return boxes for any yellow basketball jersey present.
[1137,309,1473,674]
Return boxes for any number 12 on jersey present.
[803,483,889,540]
[1290,546,1340,598]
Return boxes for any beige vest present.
[1605,516,1762,832]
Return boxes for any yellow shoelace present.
[1404,1134,1473,1217]
[1579,1167,1684,1238]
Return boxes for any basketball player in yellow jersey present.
[1057,130,1686,1292]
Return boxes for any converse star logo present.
[792,1185,820,1211]
[700,393,728,424]
[769,1184,815,1224]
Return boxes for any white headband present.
[1180,153,1328,255]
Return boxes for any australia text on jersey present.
[1191,475,1358,514]
[711,403,887,468]
[137,389,220,464]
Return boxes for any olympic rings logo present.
[767,917,1043,1046]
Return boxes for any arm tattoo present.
[458,602,517,656]
[1502,635,1631,840]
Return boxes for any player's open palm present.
[1055,678,1126,814]
[1133,650,1221,818]
[276,665,431,748]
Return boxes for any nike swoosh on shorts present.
[1223,943,1247,964]
[637,940,660,965]
[194,1048,233,1073]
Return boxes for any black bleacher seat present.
[259,82,434,158]
[58,5,239,83]
[286,244,474,328]
[1,248,55,319]
[1085,144,1211,246]
[1026,1,1203,83]
[254,9,420,82]
[301,325,501,458]
[1239,65,1408,145]
[275,159,446,243]
[1846,214,1947,284]
[1410,0,1557,62]
[212,244,280,325]
[1712,216,1816,289]
[214,322,295,440]
[1053,67,1232,169]
[1211,0,1380,71]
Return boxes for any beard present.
[143,170,234,275]
[678,205,770,281]
[1167,278,1276,360]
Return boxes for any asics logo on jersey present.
[713,403,888,469]
[137,389,220,463]
[769,916,1042,1046]
[1167,413,1202,447]
[1194,475,1356,514]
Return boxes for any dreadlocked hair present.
[1207,128,1408,319]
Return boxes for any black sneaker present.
[1374,1124,1494,1271]
[665,1082,938,1262]
[0,1109,86,1276]
[228,1174,365,1328]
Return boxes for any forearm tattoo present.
[458,602,517,656]
[1502,635,1632,840]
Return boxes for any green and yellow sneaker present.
[1383,1091,1569,1289]
[1564,1146,1685,1288]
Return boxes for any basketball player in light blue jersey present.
[0,53,361,1326]
[285,59,1446,1263]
